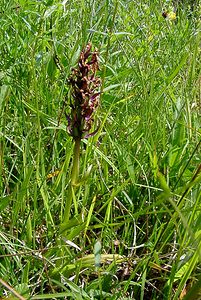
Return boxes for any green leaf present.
[94,240,101,268]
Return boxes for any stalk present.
[62,138,81,223]
[71,138,81,185]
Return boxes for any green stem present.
[71,138,81,185]
[62,138,81,224]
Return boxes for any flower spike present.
[67,43,101,140]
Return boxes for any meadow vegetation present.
[0,0,201,299]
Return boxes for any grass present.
[0,0,201,299]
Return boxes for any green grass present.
[0,0,201,299]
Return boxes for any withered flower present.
[67,43,101,140]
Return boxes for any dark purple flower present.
[66,43,101,140]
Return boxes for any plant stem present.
[71,138,81,186]
[62,138,81,224]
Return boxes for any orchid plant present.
[61,43,101,227]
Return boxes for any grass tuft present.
[0,0,201,299]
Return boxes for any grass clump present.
[0,1,201,299]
